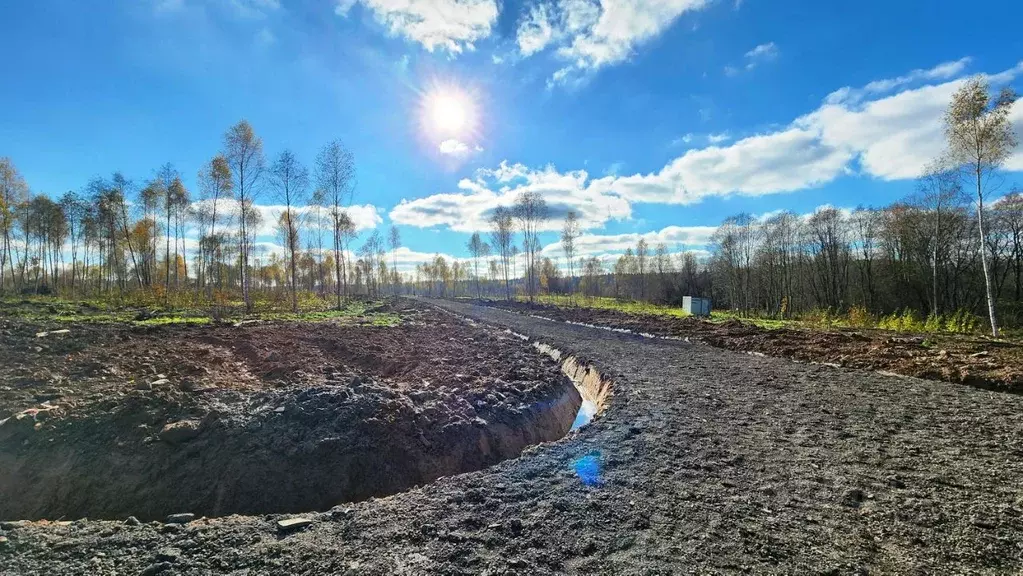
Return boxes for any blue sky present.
[2,0,1022,270]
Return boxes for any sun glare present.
[422,85,476,139]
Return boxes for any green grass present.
[529,294,692,318]
[528,294,800,330]
[1,296,402,327]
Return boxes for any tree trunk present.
[977,184,999,337]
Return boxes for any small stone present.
[277,517,313,532]
[159,421,201,444]
[155,547,181,562]
[508,518,523,534]
[886,476,906,489]
[274,406,285,413]
[141,562,172,575]
[0,536,9,546]
[842,488,866,508]
[166,513,195,524]
[330,507,353,520]
[969,351,990,358]
[151,378,170,387]
[971,517,996,529]
[125,516,141,526]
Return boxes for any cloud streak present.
[335,0,499,54]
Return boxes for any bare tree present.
[168,177,190,289]
[514,191,548,302]
[197,155,233,298]
[489,206,514,300]
[943,77,1019,336]
[467,231,489,300]
[915,160,964,314]
[388,225,401,296]
[224,120,265,311]
[316,140,357,307]
[269,150,309,312]
[1,158,30,293]
[561,210,579,300]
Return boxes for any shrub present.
[878,309,925,332]
[846,305,875,328]
[944,308,979,334]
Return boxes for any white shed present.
[682,296,712,317]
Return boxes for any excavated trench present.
[0,321,612,523]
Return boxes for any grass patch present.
[1,296,402,327]
[529,294,692,318]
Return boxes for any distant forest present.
[1,78,1020,332]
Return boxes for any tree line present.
[0,120,412,311]
[533,77,1022,335]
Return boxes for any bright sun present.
[422,86,475,138]
[430,92,468,133]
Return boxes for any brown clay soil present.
[478,299,1023,394]
[3,298,1023,575]
[0,301,579,521]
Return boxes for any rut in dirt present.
[0,303,605,521]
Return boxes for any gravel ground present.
[3,298,1023,575]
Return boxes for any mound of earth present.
[0,303,581,521]
[480,299,1023,393]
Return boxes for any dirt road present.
[4,298,1023,575]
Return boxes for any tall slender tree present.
[943,77,1019,336]
[561,210,579,301]
[269,150,309,312]
[489,206,514,300]
[316,140,356,307]
[467,231,489,300]
[224,120,265,311]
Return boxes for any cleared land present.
[2,298,1022,574]
[0,299,579,522]
[480,299,1023,394]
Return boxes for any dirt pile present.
[481,299,1023,393]
[0,304,581,521]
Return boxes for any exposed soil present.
[0,302,580,521]
[3,298,1022,575]
[478,299,1023,394]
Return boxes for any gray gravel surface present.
[3,298,1022,575]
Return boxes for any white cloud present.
[189,200,382,238]
[826,57,971,105]
[744,42,777,66]
[517,4,556,57]
[335,0,499,54]
[437,138,484,157]
[543,225,717,259]
[390,162,631,233]
[391,59,1023,236]
[518,0,711,84]
[707,132,730,144]
[725,41,778,75]
[439,139,469,155]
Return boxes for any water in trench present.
[572,397,598,430]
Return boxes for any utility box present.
[682,296,712,317]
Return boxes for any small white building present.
[682,296,712,317]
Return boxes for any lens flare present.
[419,83,478,142]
